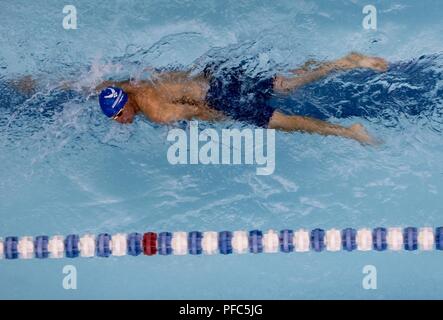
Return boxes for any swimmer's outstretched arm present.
[7,75,38,95]
[274,52,388,93]
[268,111,376,145]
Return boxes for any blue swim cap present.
[99,87,128,118]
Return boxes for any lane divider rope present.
[0,227,441,259]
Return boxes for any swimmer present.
[77,53,379,144]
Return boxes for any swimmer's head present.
[99,86,128,119]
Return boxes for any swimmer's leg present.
[273,52,388,94]
[268,110,377,145]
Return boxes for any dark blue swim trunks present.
[205,64,276,127]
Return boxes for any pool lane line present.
[0,227,440,259]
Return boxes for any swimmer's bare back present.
[97,52,388,145]
[95,71,225,124]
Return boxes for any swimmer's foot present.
[336,53,388,72]
[347,123,380,145]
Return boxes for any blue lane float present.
[435,227,443,250]
[35,236,49,259]
[404,227,418,251]
[0,227,440,260]
[96,233,112,257]
[311,229,325,252]
[249,230,263,254]
[4,236,18,260]
[127,233,143,256]
[279,229,294,253]
[65,234,80,258]
[342,228,357,252]
[373,227,387,251]
[158,232,172,256]
[219,231,233,255]
[188,231,203,255]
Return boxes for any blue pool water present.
[1,0,443,299]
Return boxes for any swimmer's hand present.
[348,123,381,146]
[9,75,37,96]
[336,53,388,72]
